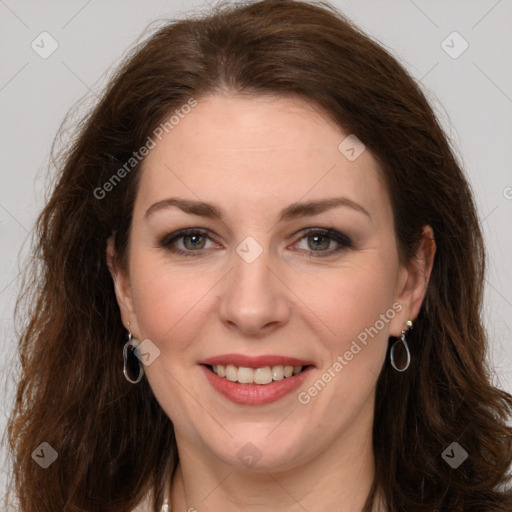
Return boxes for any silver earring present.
[123,330,144,384]
[390,320,413,372]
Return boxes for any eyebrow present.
[144,196,371,222]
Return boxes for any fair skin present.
[107,93,436,512]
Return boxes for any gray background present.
[1,0,511,500]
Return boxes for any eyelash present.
[159,227,353,258]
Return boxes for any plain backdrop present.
[1,0,511,500]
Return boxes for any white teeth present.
[225,364,238,382]
[209,364,305,384]
[283,365,293,377]
[272,365,284,380]
[237,367,254,384]
[254,367,273,385]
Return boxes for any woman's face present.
[109,93,428,472]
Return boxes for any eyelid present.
[159,228,220,250]
[160,227,203,244]
[290,227,353,256]
[294,227,352,246]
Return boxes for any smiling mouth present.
[204,364,312,385]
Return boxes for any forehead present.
[134,94,389,222]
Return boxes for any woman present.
[6,1,512,511]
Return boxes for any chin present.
[205,430,310,472]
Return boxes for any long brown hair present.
[6,1,512,510]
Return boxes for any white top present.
[131,492,170,512]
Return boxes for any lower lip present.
[201,365,313,405]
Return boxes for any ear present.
[389,225,436,336]
[106,234,137,333]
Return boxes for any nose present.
[218,243,292,336]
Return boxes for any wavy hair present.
[6,1,512,511]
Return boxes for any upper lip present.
[200,353,315,368]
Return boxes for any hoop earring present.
[390,320,413,372]
[123,331,144,384]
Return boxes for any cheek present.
[296,260,398,345]
[294,260,399,406]
[127,255,217,426]
[128,253,215,351]
[291,264,398,436]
